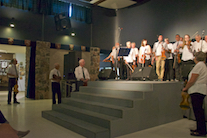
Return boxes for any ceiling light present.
[71,32,75,36]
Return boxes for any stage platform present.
[42,81,183,138]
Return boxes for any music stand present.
[116,47,131,80]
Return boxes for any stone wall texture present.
[35,41,50,99]
[89,47,100,81]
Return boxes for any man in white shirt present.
[7,58,20,105]
[192,35,204,53]
[173,34,183,81]
[131,42,139,65]
[202,35,207,53]
[153,35,165,81]
[74,59,90,91]
[124,42,134,80]
[49,63,61,104]
[111,43,121,79]
[164,38,174,81]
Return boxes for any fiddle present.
[180,80,190,110]
[161,43,166,60]
[14,80,19,94]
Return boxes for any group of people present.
[104,34,207,81]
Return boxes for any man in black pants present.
[7,58,20,105]
[49,63,61,104]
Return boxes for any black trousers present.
[125,63,133,79]
[181,60,194,80]
[75,81,83,91]
[165,59,174,80]
[8,78,17,103]
[0,111,7,123]
[52,82,61,104]
[190,93,206,135]
[138,60,151,68]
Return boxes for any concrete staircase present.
[42,81,182,138]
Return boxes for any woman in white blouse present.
[180,34,194,80]
[138,39,151,67]
[182,51,207,137]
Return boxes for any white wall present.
[15,52,26,92]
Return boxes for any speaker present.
[98,69,116,80]
[131,67,157,81]
[54,12,71,31]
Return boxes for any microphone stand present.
[201,30,205,52]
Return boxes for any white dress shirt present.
[139,45,151,62]
[75,66,90,81]
[49,68,61,82]
[192,40,205,52]
[202,41,207,53]
[172,41,183,54]
[165,43,173,59]
[124,49,134,63]
[153,41,164,56]
[188,62,207,95]
[181,44,194,61]
[7,64,19,78]
[111,47,120,60]
[131,47,139,61]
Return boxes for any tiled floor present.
[0,91,198,138]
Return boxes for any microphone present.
[202,30,205,35]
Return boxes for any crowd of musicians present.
[104,34,207,81]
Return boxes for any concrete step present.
[87,81,153,91]
[62,98,127,118]
[71,92,135,108]
[42,110,109,138]
[52,104,120,129]
[79,87,144,99]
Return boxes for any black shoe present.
[8,103,11,105]
[191,132,206,137]
[14,101,20,104]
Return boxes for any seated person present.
[74,59,90,91]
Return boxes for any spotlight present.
[10,23,14,28]
[71,32,75,36]
[10,18,15,28]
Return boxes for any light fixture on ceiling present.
[71,32,76,37]
[10,18,15,28]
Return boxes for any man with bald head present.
[49,63,61,104]
[7,58,20,105]
[74,59,90,91]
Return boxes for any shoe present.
[170,79,174,81]
[190,131,206,137]
[8,103,11,105]
[190,129,197,133]
[17,130,30,138]
[14,101,20,104]
[166,80,169,82]
[175,79,179,82]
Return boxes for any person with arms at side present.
[192,34,204,53]
[153,35,166,81]
[111,43,121,79]
[49,63,61,104]
[180,34,194,81]
[182,52,207,137]
[74,59,90,91]
[7,58,20,105]
[131,42,139,67]
[139,39,151,67]
[124,42,134,80]
[0,110,30,138]
[172,34,183,81]
[164,38,174,81]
